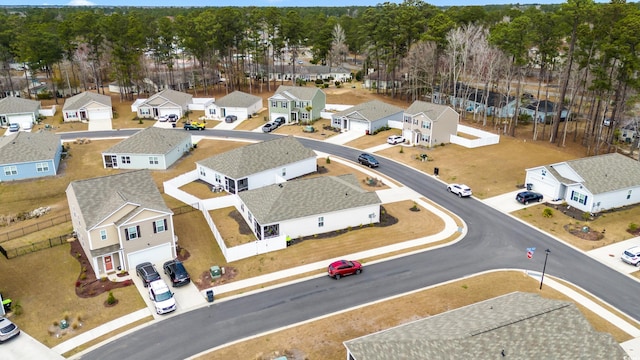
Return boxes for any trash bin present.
[206,290,214,303]
[434,167,439,176]
[526,183,533,191]
[171,123,176,128]
[365,130,370,135]
[210,265,222,279]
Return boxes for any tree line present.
[0,1,638,154]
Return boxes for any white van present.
[148,280,176,315]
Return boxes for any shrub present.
[629,223,638,232]
[100,276,107,282]
[106,291,117,305]
[399,147,404,153]
[326,157,331,164]
[79,273,87,280]
[314,79,323,85]
[581,212,591,221]
[542,208,553,218]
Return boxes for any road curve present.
[68,129,640,360]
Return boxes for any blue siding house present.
[0,131,62,181]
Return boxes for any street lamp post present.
[539,249,551,290]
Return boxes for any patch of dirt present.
[194,266,239,291]
[70,240,133,298]
[229,210,254,235]
[546,202,597,221]
[564,223,605,241]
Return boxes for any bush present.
[106,291,117,305]
[581,212,591,221]
[629,222,638,232]
[326,157,331,164]
[542,208,553,218]
[314,79,323,85]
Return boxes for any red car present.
[328,260,362,279]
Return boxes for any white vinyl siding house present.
[62,92,113,122]
[136,89,193,119]
[0,96,41,127]
[331,100,404,135]
[204,90,262,120]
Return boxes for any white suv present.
[148,280,176,314]
[621,245,640,267]
[447,183,472,197]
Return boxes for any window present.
[318,216,324,227]
[248,213,252,223]
[282,102,288,109]
[404,116,411,123]
[241,204,244,212]
[36,162,49,172]
[3,166,17,176]
[301,113,309,120]
[282,168,286,176]
[421,121,431,129]
[199,168,206,176]
[421,134,430,143]
[139,108,151,115]
[271,101,277,107]
[100,229,107,240]
[153,219,167,233]
[571,191,588,205]
[208,108,216,115]
[149,156,159,165]
[121,156,131,164]
[332,119,341,127]
[215,174,221,183]
[125,226,141,240]
[628,190,632,200]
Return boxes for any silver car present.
[0,317,20,342]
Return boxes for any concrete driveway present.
[483,189,541,213]
[587,238,640,274]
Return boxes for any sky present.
[3,0,581,8]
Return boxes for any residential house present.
[66,170,176,277]
[268,85,326,124]
[343,292,627,360]
[331,100,404,135]
[0,96,41,127]
[363,71,404,90]
[102,127,192,170]
[196,136,317,194]
[403,100,459,147]
[62,92,113,122]
[204,90,262,120]
[303,65,351,82]
[267,64,310,83]
[520,100,570,123]
[0,131,62,182]
[237,173,381,241]
[619,123,638,145]
[136,89,193,119]
[524,152,640,213]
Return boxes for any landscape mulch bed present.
[70,240,133,299]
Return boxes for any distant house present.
[62,92,113,122]
[0,96,41,127]
[66,170,176,278]
[0,131,62,182]
[403,100,459,147]
[237,174,381,240]
[363,71,403,90]
[524,152,640,213]
[520,100,570,123]
[268,85,326,124]
[303,66,352,82]
[344,292,627,360]
[196,136,317,194]
[101,127,192,170]
[204,91,262,120]
[267,65,310,83]
[331,100,404,135]
[136,89,193,119]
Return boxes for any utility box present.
[434,167,439,176]
[206,290,214,303]
[210,266,222,279]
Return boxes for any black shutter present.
[153,222,157,234]
[163,219,168,231]
[137,225,141,238]
[125,228,129,240]
[584,195,588,205]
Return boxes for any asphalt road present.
[68,129,640,360]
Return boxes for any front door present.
[104,255,113,272]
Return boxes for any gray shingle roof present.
[0,131,60,164]
[0,96,40,114]
[145,89,193,107]
[215,91,262,108]
[550,153,640,194]
[104,127,191,155]
[405,100,454,119]
[68,169,171,229]
[196,136,316,179]
[62,91,112,110]
[238,173,381,224]
[333,100,403,122]
[344,292,627,360]
[273,85,322,101]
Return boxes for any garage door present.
[350,119,369,133]
[8,114,33,126]
[89,108,112,121]
[127,243,173,270]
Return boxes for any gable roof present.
[62,92,112,110]
[405,100,456,120]
[0,96,41,114]
[333,100,404,122]
[0,131,60,164]
[543,153,640,195]
[104,127,191,155]
[238,174,381,224]
[68,169,171,229]
[272,85,323,101]
[305,65,350,75]
[215,91,262,108]
[344,292,626,359]
[197,136,316,179]
[144,89,193,107]
[524,100,567,113]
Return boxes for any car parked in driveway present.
[148,279,176,315]
[224,115,237,123]
[262,121,278,133]
[387,135,405,145]
[163,259,191,287]
[167,114,179,123]
[328,260,362,279]
[136,262,161,287]
[158,115,169,122]
[8,123,19,132]
[357,153,379,168]
[515,191,544,205]
[447,183,472,197]
[273,116,286,127]
[621,245,640,267]
[0,317,20,342]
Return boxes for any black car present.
[516,191,544,205]
[224,115,237,123]
[167,114,179,123]
[357,153,379,168]
[163,259,191,287]
[273,116,286,127]
[136,262,161,287]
